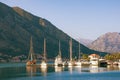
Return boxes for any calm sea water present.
[0,63,120,80]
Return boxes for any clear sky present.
[0,0,120,40]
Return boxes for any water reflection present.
[68,66,73,73]
[1,63,120,80]
[41,67,47,76]
[54,66,63,72]
[74,66,82,73]
[26,66,37,77]
[107,65,119,71]
[89,65,99,73]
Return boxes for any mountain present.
[76,38,93,47]
[89,32,120,53]
[0,2,106,60]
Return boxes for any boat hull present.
[41,61,47,68]
[26,60,36,66]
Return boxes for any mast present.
[59,40,61,57]
[78,42,80,60]
[43,38,46,61]
[69,38,72,61]
[28,36,35,61]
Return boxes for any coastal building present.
[89,54,100,66]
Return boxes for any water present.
[0,63,120,80]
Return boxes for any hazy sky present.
[0,0,120,40]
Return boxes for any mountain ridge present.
[89,32,120,53]
[76,38,93,47]
[0,2,107,61]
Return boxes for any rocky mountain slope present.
[89,32,120,53]
[0,2,106,60]
[76,38,93,47]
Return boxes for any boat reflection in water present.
[26,66,37,77]
[107,65,119,71]
[54,66,63,72]
[40,67,47,76]
[68,66,73,74]
[89,65,99,73]
[74,66,82,73]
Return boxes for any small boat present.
[62,61,68,66]
[113,61,118,65]
[99,58,107,67]
[54,41,63,66]
[75,60,82,66]
[90,58,99,66]
[41,60,47,68]
[41,38,47,68]
[26,37,36,66]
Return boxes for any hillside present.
[89,32,120,53]
[0,2,106,61]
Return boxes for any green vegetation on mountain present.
[0,2,106,60]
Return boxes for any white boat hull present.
[90,61,99,66]
[41,61,47,68]
[54,56,63,66]
[75,61,82,66]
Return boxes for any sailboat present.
[54,41,63,66]
[40,38,47,68]
[68,38,73,66]
[26,37,36,66]
[75,42,82,66]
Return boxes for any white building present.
[89,54,100,66]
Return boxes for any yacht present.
[26,37,36,66]
[75,42,82,66]
[41,38,47,68]
[68,38,74,66]
[54,41,63,66]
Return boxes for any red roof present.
[89,54,100,57]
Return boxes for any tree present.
[81,54,89,61]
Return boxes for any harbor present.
[0,1,120,80]
[25,37,120,68]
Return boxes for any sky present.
[0,0,120,40]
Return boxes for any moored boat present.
[75,42,82,66]
[90,58,99,66]
[54,41,63,66]
[99,58,107,67]
[68,38,74,66]
[41,60,47,68]
[26,37,36,66]
[40,38,47,68]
